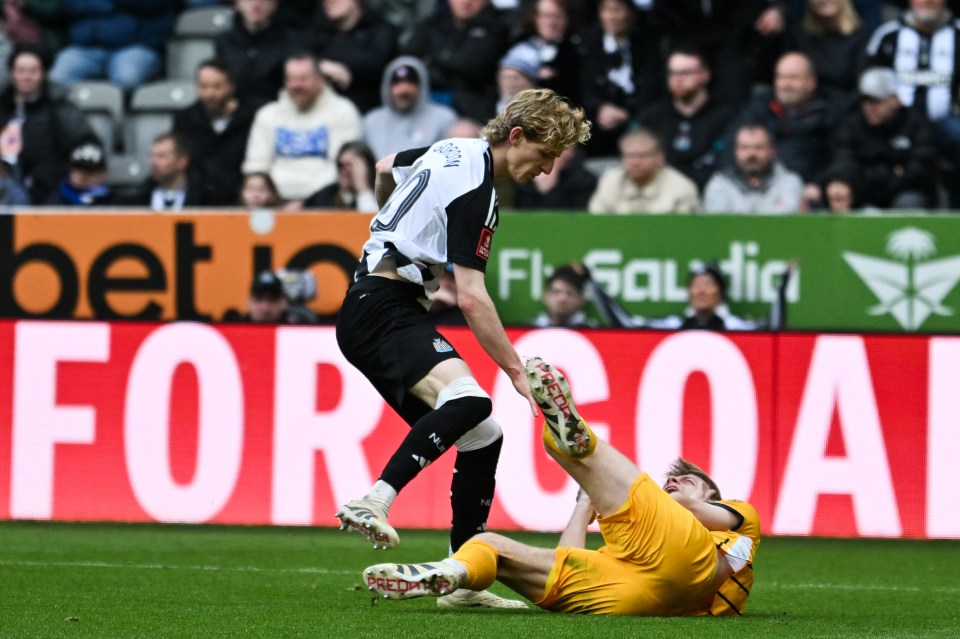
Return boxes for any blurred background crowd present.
[1,0,958,216]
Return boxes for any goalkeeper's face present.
[663,474,715,501]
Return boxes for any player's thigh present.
[409,358,475,407]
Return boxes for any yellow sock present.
[542,419,597,458]
[452,540,498,590]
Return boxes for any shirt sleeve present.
[446,167,497,272]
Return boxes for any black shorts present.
[336,276,463,423]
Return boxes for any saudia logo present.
[498,243,799,304]
[843,227,960,331]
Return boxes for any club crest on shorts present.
[433,338,453,353]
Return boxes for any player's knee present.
[436,377,492,421]
[455,417,502,452]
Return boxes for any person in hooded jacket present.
[362,56,458,160]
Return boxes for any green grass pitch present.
[0,521,957,638]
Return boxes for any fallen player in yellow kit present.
[364,357,760,616]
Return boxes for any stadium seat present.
[68,81,124,152]
[167,39,216,81]
[124,80,197,164]
[107,154,147,199]
[165,6,233,80]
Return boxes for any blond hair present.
[481,88,591,154]
[803,0,861,36]
[666,458,722,500]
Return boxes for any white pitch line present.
[2,562,957,595]
[0,559,355,575]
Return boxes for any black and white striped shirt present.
[867,16,960,120]
[356,138,499,296]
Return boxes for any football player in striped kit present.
[335,89,590,608]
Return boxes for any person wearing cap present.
[362,56,457,160]
[866,0,960,207]
[495,48,539,115]
[826,67,938,210]
[47,142,114,206]
[246,270,291,323]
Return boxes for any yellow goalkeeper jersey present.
[708,499,761,616]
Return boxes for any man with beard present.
[362,57,457,159]
[173,59,256,205]
[727,52,839,208]
[635,46,736,192]
[242,51,362,204]
[703,123,803,213]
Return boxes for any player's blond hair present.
[666,458,722,500]
[481,88,591,155]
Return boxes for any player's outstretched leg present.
[365,560,466,600]
[335,498,400,550]
[525,357,597,459]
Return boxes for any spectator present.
[782,0,870,113]
[581,261,766,330]
[867,0,960,207]
[655,1,785,107]
[242,51,363,204]
[302,140,377,211]
[216,0,308,110]
[819,165,878,214]
[0,44,98,204]
[365,0,436,48]
[532,264,597,328]
[704,123,804,213]
[445,117,483,139]
[47,1,175,91]
[173,58,256,206]
[11,1,67,53]
[827,67,938,209]
[363,56,457,160]
[47,142,114,206]
[729,52,840,207]
[239,171,282,208]
[311,0,398,114]
[0,160,30,205]
[579,0,664,156]
[402,0,510,122]
[245,269,291,323]
[636,46,737,191]
[503,0,583,105]
[495,47,539,115]
[649,264,760,330]
[513,144,597,210]
[588,128,700,214]
[125,132,217,211]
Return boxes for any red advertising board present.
[0,321,956,539]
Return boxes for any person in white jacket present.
[242,51,362,204]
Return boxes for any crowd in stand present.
[0,0,958,214]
